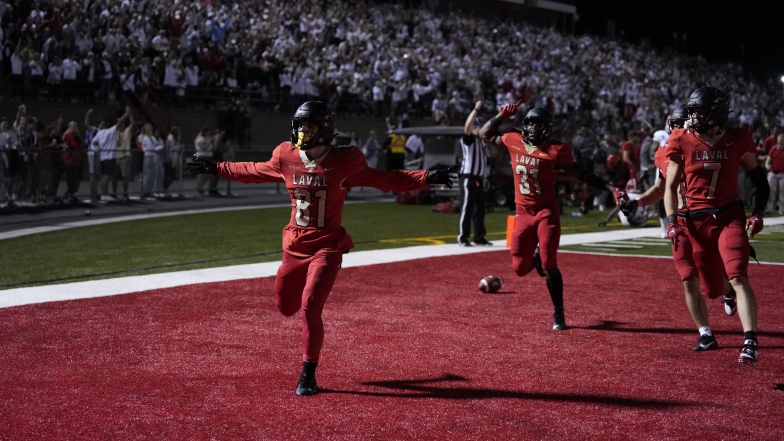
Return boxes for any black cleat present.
[295,374,319,396]
[553,308,567,331]
[473,238,493,246]
[532,245,545,277]
[722,290,737,316]
[738,339,759,366]
[458,238,473,247]
[692,334,718,351]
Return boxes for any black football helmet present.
[522,107,553,146]
[290,101,336,150]
[667,105,688,133]
[684,87,730,133]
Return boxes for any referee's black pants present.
[458,174,486,243]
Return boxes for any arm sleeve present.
[343,149,428,191]
[217,147,284,184]
[555,143,575,165]
[746,165,769,214]
[562,161,611,191]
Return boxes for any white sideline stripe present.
[2,217,783,309]
[0,200,386,241]
[579,243,643,249]
[0,204,291,241]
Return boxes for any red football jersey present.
[621,140,641,173]
[664,127,756,210]
[499,132,574,208]
[654,145,687,211]
[769,145,784,173]
[217,143,429,256]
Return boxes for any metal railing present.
[0,147,275,208]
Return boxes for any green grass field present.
[1,202,782,289]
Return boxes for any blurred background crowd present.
[1,0,783,212]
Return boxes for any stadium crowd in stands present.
[1,0,783,211]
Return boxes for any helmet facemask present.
[667,105,688,133]
[686,105,714,134]
[523,121,550,145]
[521,107,553,146]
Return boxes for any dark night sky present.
[569,1,784,81]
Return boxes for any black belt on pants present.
[678,199,744,221]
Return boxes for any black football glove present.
[619,199,638,217]
[426,165,458,189]
[187,155,218,175]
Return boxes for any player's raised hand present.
[746,212,764,238]
[426,165,458,189]
[187,155,218,175]
[619,199,639,217]
[499,100,523,119]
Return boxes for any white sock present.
[699,326,712,337]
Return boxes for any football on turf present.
[478,275,503,293]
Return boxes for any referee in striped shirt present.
[458,101,491,246]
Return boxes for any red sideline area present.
[1,252,783,440]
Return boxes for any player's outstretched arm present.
[620,175,666,216]
[187,154,218,175]
[561,162,616,193]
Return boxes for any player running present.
[662,86,770,365]
[619,105,737,352]
[480,102,626,331]
[188,101,455,396]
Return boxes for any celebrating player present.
[188,101,456,396]
[619,105,737,352]
[480,103,626,330]
[663,86,770,365]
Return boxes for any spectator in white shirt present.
[61,54,81,102]
[140,123,165,198]
[91,106,130,200]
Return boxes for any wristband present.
[667,215,678,224]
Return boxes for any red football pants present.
[275,249,343,363]
[510,201,561,276]
[682,205,749,299]
[670,219,699,281]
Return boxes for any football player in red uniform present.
[619,106,737,352]
[188,101,456,395]
[480,103,625,331]
[663,87,770,365]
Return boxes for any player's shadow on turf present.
[324,373,687,408]
[482,290,515,295]
[578,321,696,334]
[581,321,784,339]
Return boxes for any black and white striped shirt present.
[459,134,487,177]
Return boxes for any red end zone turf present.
[1,252,783,440]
